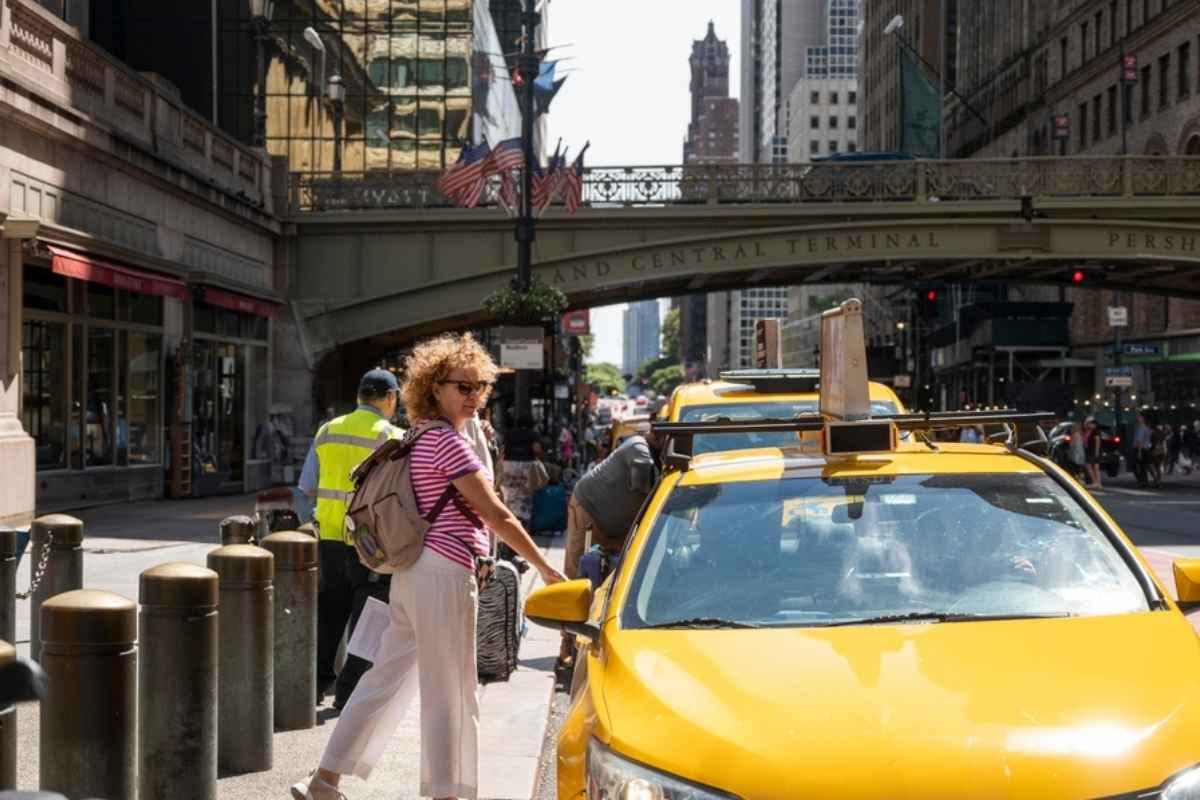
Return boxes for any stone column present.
[0,218,39,528]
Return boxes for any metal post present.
[29,515,83,662]
[0,527,16,647]
[139,563,219,800]
[260,532,317,731]
[220,514,258,546]
[207,544,274,774]
[1114,290,1124,437]
[0,639,13,790]
[332,101,343,175]
[40,589,137,800]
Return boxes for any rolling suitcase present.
[530,484,569,534]
[476,559,522,682]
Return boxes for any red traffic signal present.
[1072,269,1086,284]
[926,290,938,302]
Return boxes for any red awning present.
[47,245,188,301]
[201,287,280,319]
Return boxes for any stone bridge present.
[285,156,1200,355]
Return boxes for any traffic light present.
[1071,269,1086,284]
[917,287,939,320]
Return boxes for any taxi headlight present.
[587,739,740,800]
[1164,766,1200,800]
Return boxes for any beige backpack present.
[345,420,481,573]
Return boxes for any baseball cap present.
[358,368,399,396]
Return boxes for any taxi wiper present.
[642,617,762,629]
[821,611,1073,627]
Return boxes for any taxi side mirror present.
[526,579,599,641]
[1173,559,1200,605]
[628,458,656,494]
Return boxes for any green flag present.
[898,46,941,158]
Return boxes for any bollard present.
[28,515,84,662]
[219,514,257,547]
[260,532,318,731]
[39,589,136,800]
[207,544,273,774]
[139,563,219,800]
[0,640,13,790]
[0,528,16,647]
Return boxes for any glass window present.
[129,292,163,326]
[810,115,820,129]
[23,264,68,313]
[810,91,820,104]
[240,313,269,341]
[679,400,899,454]
[70,323,82,469]
[1159,53,1170,109]
[85,327,116,466]
[121,331,161,465]
[86,282,115,319]
[622,474,1150,630]
[22,320,67,470]
[194,300,215,335]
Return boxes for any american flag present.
[437,142,491,206]
[562,142,590,215]
[498,171,519,211]
[533,147,567,214]
[486,137,525,175]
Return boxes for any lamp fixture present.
[248,0,275,21]
[884,15,904,35]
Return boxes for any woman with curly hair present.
[292,332,565,800]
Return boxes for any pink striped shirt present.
[412,424,488,570]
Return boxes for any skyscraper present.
[787,0,861,162]
[622,301,661,376]
[683,21,739,164]
[678,21,740,377]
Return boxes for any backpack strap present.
[424,485,483,529]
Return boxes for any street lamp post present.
[328,73,345,175]
[512,0,542,419]
[248,0,275,149]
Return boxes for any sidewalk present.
[11,493,565,800]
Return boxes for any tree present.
[585,362,624,396]
[661,306,681,361]
[649,364,685,396]
[636,355,676,381]
[578,333,595,360]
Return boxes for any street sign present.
[1052,114,1071,140]
[893,374,913,388]
[561,309,590,336]
[499,326,544,370]
[1104,366,1133,387]
[1124,342,1160,356]
[1107,305,1128,327]
[1122,54,1138,82]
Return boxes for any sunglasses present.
[438,379,493,397]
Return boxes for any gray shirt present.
[573,435,655,539]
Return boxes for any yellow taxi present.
[526,300,1200,800]
[663,369,907,455]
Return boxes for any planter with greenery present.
[482,275,568,325]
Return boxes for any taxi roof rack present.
[653,409,1056,471]
[716,369,820,393]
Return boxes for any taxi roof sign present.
[819,299,871,421]
[717,369,820,393]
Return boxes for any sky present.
[542,0,742,367]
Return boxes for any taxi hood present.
[599,611,1200,799]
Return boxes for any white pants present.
[320,548,480,799]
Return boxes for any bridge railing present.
[288,156,1200,213]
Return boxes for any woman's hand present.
[454,469,560,576]
[539,564,567,586]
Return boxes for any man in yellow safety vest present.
[299,368,403,707]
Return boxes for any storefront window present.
[23,264,68,313]
[119,331,162,466]
[70,324,83,470]
[85,327,116,466]
[193,340,244,483]
[121,292,164,327]
[87,282,115,320]
[22,320,67,470]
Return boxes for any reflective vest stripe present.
[314,431,385,449]
[316,487,353,502]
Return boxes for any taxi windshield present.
[622,473,1150,629]
[680,400,899,454]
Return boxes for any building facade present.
[0,0,283,520]
[622,301,660,376]
[939,0,1200,421]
